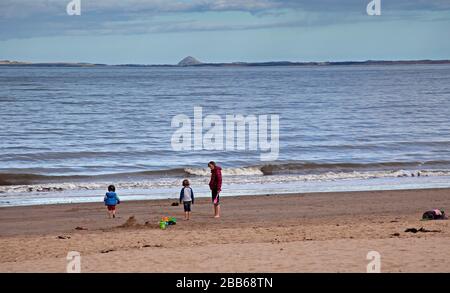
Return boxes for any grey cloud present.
[2,0,450,17]
[0,0,449,40]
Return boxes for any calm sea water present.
[1,64,450,206]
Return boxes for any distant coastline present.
[1,57,450,68]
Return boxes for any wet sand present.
[0,188,449,272]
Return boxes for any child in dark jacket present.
[179,179,194,220]
[104,185,120,218]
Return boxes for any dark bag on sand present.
[422,209,447,220]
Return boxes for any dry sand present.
[0,188,449,272]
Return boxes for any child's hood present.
[105,191,117,197]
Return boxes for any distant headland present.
[1,57,450,68]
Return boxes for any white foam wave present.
[1,169,450,194]
[184,167,264,176]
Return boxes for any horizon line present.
[1,58,450,67]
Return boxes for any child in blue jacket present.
[179,179,194,220]
[104,185,120,218]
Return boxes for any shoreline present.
[0,186,450,209]
[3,181,450,208]
[3,174,450,208]
[1,188,449,272]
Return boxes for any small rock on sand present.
[142,244,163,248]
[405,227,441,233]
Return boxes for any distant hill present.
[0,60,31,65]
[177,56,203,66]
[0,60,105,67]
[180,59,450,67]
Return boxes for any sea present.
[1,64,450,206]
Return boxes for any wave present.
[258,161,450,175]
[0,169,187,186]
[2,160,450,187]
[184,167,264,176]
[2,169,450,194]
[0,150,172,162]
[0,166,263,185]
[0,173,82,186]
[185,160,450,177]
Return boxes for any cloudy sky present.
[0,0,449,64]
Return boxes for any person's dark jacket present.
[209,166,222,192]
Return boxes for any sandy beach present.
[0,188,449,273]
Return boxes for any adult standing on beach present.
[208,161,222,218]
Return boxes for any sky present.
[0,0,449,64]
